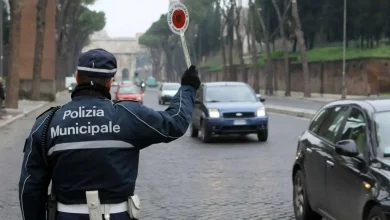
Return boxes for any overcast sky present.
[89,0,249,38]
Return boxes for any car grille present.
[223,112,255,118]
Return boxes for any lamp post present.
[341,0,347,99]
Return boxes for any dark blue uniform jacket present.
[18,85,196,220]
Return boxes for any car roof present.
[203,81,247,87]
[323,97,390,112]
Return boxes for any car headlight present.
[68,87,72,90]
[208,109,220,118]
[137,96,142,101]
[257,107,266,117]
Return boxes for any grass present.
[201,46,390,71]
[268,46,390,63]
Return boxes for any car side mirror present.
[335,139,359,157]
[256,94,265,102]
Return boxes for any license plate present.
[233,120,247,125]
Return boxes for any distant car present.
[68,83,77,93]
[122,80,134,85]
[158,82,180,105]
[146,76,158,87]
[115,84,144,104]
[190,82,267,143]
[292,98,390,220]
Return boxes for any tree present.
[257,2,274,95]
[2,0,10,45]
[249,0,259,92]
[55,0,98,91]
[223,0,235,80]
[216,0,228,77]
[272,0,291,96]
[6,0,23,108]
[69,7,106,72]
[31,0,49,100]
[291,0,310,97]
[138,34,164,80]
[233,0,245,79]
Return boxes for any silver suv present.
[158,83,180,105]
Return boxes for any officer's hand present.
[181,65,201,90]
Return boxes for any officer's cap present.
[77,48,117,78]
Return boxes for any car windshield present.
[205,85,257,102]
[374,111,390,156]
[118,86,140,94]
[164,84,180,90]
[70,83,77,88]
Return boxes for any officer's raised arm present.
[18,113,51,220]
[116,65,200,147]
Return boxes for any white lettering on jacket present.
[62,106,104,120]
[51,121,121,138]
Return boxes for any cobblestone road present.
[0,89,309,220]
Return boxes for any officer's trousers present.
[57,212,134,220]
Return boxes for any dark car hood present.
[205,102,263,112]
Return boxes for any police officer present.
[18,48,200,220]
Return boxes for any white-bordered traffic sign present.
[168,2,189,35]
[168,2,191,67]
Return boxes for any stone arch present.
[122,68,130,81]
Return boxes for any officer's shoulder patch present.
[36,106,59,120]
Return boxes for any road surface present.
[0,88,310,219]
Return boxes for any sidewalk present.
[266,104,316,119]
[0,100,48,128]
[0,91,66,129]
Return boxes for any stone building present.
[82,30,140,83]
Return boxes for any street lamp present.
[341,0,347,99]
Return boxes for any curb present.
[266,105,316,119]
[263,95,330,104]
[0,102,48,129]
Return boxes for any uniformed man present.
[18,48,200,220]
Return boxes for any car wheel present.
[293,170,322,220]
[367,206,386,220]
[257,130,268,142]
[158,99,161,105]
[190,123,199,138]
[200,121,212,143]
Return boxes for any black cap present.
[77,48,117,78]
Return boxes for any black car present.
[292,98,390,220]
